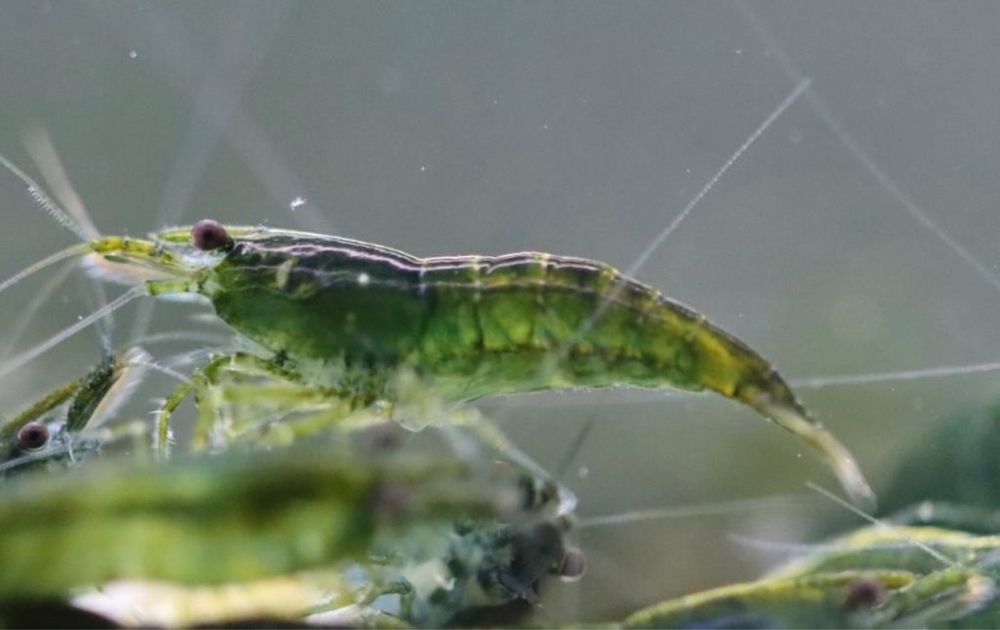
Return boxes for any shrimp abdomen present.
[421,252,751,398]
[420,252,874,507]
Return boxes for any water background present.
[2,1,1000,621]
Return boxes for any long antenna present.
[576,494,813,529]
[806,482,961,569]
[22,126,100,240]
[555,78,812,480]
[736,1,1000,297]
[0,151,94,242]
[0,139,119,353]
[0,287,143,381]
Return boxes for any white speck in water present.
[796,452,802,459]
[492,99,500,105]
[734,48,743,55]
[289,196,306,211]
[542,123,549,130]
[357,273,371,286]
[128,49,138,60]
[577,465,589,479]
[419,165,427,172]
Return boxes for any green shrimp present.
[0,347,148,475]
[620,519,1000,628]
[619,568,994,629]
[6,219,873,504]
[0,448,521,598]
[0,442,580,627]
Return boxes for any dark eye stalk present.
[191,219,233,252]
[16,422,49,451]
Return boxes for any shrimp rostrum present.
[5,219,874,504]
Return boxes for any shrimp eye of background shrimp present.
[191,219,232,251]
[844,578,887,610]
[559,548,587,582]
[16,422,49,451]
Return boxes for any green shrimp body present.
[86,224,873,505]
[0,449,516,597]
[206,235,765,399]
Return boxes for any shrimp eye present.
[16,422,49,451]
[559,547,587,582]
[844,577,886,610]
[191,219,232,251]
